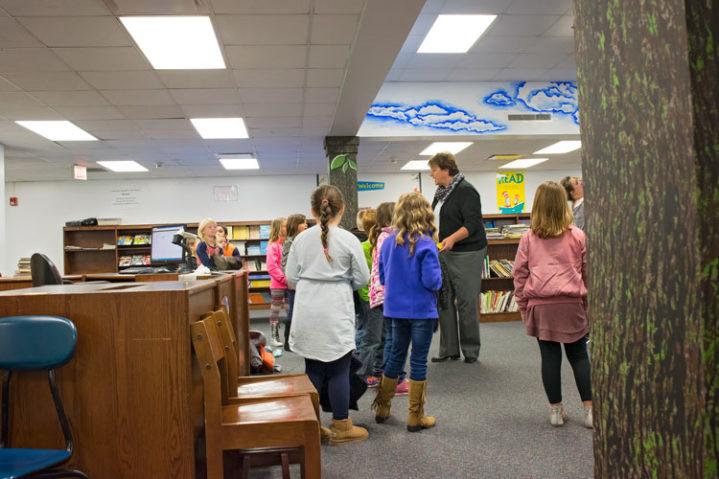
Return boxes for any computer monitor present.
[151,225,184,264]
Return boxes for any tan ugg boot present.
[329,418,368,445]
[320,426,333,443]
[407,379,436,432]
[371,375,397,423]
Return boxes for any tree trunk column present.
[324,136,359,230]
[573,1,718,477]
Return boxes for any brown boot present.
[320,426,333,443]
[371,375,397,423]
[329,418,368,445]
[407,379,436,432]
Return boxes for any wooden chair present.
[191,317,321,479]
[201,309,320,417]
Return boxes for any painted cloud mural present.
[483,81,580,125]
[366,102,506,134]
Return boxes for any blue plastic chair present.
[0,316,88,479]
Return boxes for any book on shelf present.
[249,225,260,240]
[485,227,503,240]
[119,256,132,267]
[233,226,249,240]
[489,259,514,278]
[260,260,267,270]
[245,260,259,272]
[259,240,268,254]
[231,240,246,254]
[16,257,31,275]
[481,255,491,279]
[259,224,270,239]
[128,255,151,266]
[225,225,233,238]
[117,235,134,246]
[133,234,151,245]
[101,243,116,250]
[480,290,519,314]
[247,244,261,255]
[501,224,529,239]
[97,218,121,226]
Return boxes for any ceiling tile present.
[473,35,535,53]
[306,68,344,87]
[314,0,365,14]
[385,69,402,82]
[2,72,91,91]
[440,0,513,14]
[420,0,446,15]
[487,14,562,36]
[225,46,307,69]
[144,130,200,140]
[493,68,551,81]
[239,88,303,104]
[243,103,303,117]
[307,45,350,68]
[157,70,235,89]
[102,89,176,106]
[505,0,572,15]
[169,88,242,105]
[310,15,358,44]
[301,116,333,128]
[303,102,336,116]
[0,92,43,107]
[0,18,44,47]
[399,68,450,81]
[304,87,339,103]
[53,47,150,71]
[211,0,310,14]
[116,105,184,119]
[544,15,575,37]
[249,127,301,138]
[111,0,210,14]
[216,15,309,45]
[233,69,305,88]
[406,53,463,69]
[547,68,577,80]
[509,52,567,69]
[134,119,193,131]
[524,36,575,54]
[446,67,502,81]
[180,104,245,117]
[0,76,20,91]
[0,48,69,72]
[80,71,163,90]
[32,90,110,106]
[246,117,302,128]
[0,105,64,120]
[54,105,126,120]
[463,52,516,68]
[0,0,111,16]
[17,17,131,47]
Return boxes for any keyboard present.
[119,266,175,275]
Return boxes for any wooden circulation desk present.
[0,272,251,478]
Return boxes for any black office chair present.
[30,254,70,287]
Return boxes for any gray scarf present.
[433,173,464,203]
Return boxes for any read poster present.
[496,172,526,214]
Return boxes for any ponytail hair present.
[369,202,395,254]
[310,185,345,262]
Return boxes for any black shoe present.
[284,342,291,352]
[464,357,478,364]
[431,355,460,363]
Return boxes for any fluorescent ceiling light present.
[534,140,582,154]
[499,158,549,169]
[420,141,473,156]
[97,160,148,172]
[418,15,497,53]
[219,155,260,170]
[401,160,430,171]
[120,16,225,69]
[191,118,249,139]
[15,121,97,141]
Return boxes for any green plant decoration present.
[330,154,357,174]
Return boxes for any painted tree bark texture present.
[573,1,718,478]
[325,136,359,231]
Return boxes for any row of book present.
[231,240,268,256]
[484,224,530,240]
[65,243,116,251]
[119,255,151,267]
[245,259,268,272]
[249,274,271,289]
[117,234,151,246]
[16,257,30,275]
[248,292,273,304]
[481,257,515,279]
[480,290,519,314]
[227,224,271,241]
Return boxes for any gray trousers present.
[438,248,486,359]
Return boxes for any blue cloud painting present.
[366,101,506,134]
[484,81,580,125]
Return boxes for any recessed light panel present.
[219,155,260,170]
[499,158,549,169]
[420,142,473,156]
[16,121,97,141]
[191,118,249,139]
[97,161,148,172]
[401,160,430,171]
[534,140,582,154]
[120,16,225,70]
[418,15,497,53]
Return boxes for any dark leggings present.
[537,336,592,404]
[305,352,352,420]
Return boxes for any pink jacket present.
[267,240,287,289]
[513,227,587,311]
[369,227,392,309]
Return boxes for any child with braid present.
[285,185,371,444]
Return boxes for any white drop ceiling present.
[1,0,580,182]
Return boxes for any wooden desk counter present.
[0,275,248,479]
[0,275,83,291]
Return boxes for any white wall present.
[3,168,580,276]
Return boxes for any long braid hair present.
[369,202,394,255]
[310,185,344,262]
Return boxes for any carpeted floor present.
[247,319,594,479]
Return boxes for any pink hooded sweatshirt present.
[266,240,287,289]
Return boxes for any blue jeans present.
[381,315,406,380]
[357,306,384,377]
[384,318,436,382]
[355,299,370,348]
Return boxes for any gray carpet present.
[248,319,594,479]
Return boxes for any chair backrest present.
[190,317,231,411]
[0,316,77,370]
[0,315,78,452]
[30,253,63,287]
[202,309,240,392]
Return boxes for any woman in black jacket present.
[428,152,487,363]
